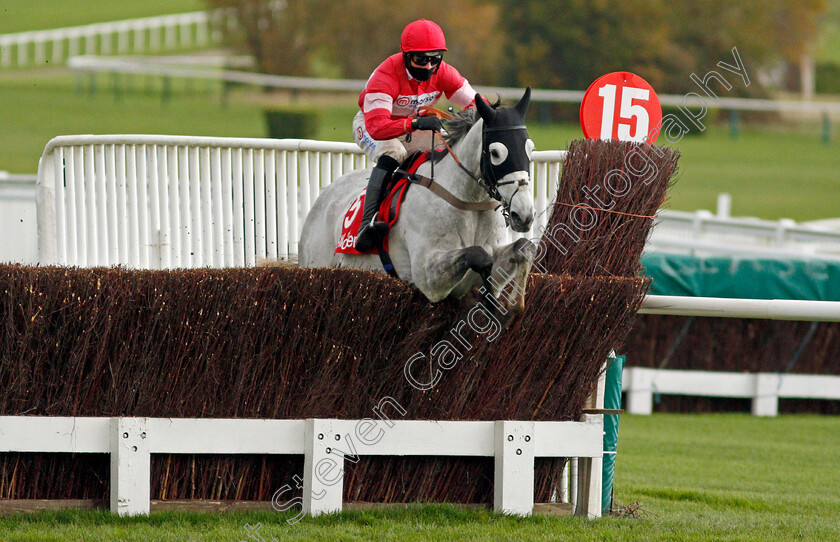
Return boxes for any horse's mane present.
[442,97,502,148]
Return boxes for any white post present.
[35,40,46,65]
[276,150,288,259]
[716,192,731,218]
[801,53,815,101]
[625,367,654,415]
[18,38,28,66]
[52,37,64,65]
[287,151,299,258]
[110,417,150,517]
[264,150,278,259]
[560,459,569,503]
[574,415,603,519]
[303,419,344,516]
[752,373,780,417]
[1,37,11,67]
[36,151,59,265]
[574,365,605,519]
[493,420,535,516]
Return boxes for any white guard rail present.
[623,368,840,417]
[651,209,840,259]
[63,55,840,117]
[36,135,565,268]
[0,415,605,519]
[0,10,236,69]
[633,295,840,416]
[0,175,38,265]
[639,295,840,322]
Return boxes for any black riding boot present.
[355,155,400,252]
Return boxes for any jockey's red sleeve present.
[364,109,415,140]
[439,64,478,110]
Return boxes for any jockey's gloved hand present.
[411,116,443,132]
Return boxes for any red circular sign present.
[580,72,662,143]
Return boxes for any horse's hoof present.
[510,238,535,265]
[463,246,493,276]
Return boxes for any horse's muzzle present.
[510,211,533,233]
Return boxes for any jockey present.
[353,19,481,252]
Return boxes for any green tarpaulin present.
[641,252,840,301]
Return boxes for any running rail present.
[640,295,840,322]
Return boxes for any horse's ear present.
[514,87,531,118]
[475,94,495,122]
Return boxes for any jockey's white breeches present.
[352,111,438,163]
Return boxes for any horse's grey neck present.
[433,119,487,203]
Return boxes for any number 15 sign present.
[580,72,662,144]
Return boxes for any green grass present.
[1,414,838,541]
[0,0,205,34]
[0,72,267,172]
[3,70,840,221]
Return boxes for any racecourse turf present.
[1,414,838,541]
[0,0,203,33]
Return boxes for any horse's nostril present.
[511,212,521,224]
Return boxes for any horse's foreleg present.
[415,245,493,302]
[488,238,534,314]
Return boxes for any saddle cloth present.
[335,152,429,255]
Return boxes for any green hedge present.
[817,62,840,95]
[264,107,320,139]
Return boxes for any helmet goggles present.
[408,51,444,66]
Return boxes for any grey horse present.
[300,88,536,310]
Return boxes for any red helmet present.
[400,20,447,53]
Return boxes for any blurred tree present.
[206,0,503,85]
[205,0,319,76]
[498,0,677,90]
[498,0,826,94]
[207,0,826,97]
[669,0,826,93]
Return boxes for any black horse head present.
[474,87,534,232]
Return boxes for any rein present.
[392,128,500,214]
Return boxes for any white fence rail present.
[0,415,605,518]
[639,295,840,322]
[651,209,840,260]
[623,367,840,417]
[36,135,564,268]
[63,55,840,117]
[632,296,840,417]
[0,10,236,69]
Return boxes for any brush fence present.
[0,415,605,519]
[36,135,566,269]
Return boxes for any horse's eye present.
[525,139,535,159]
[489,142,508,166]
